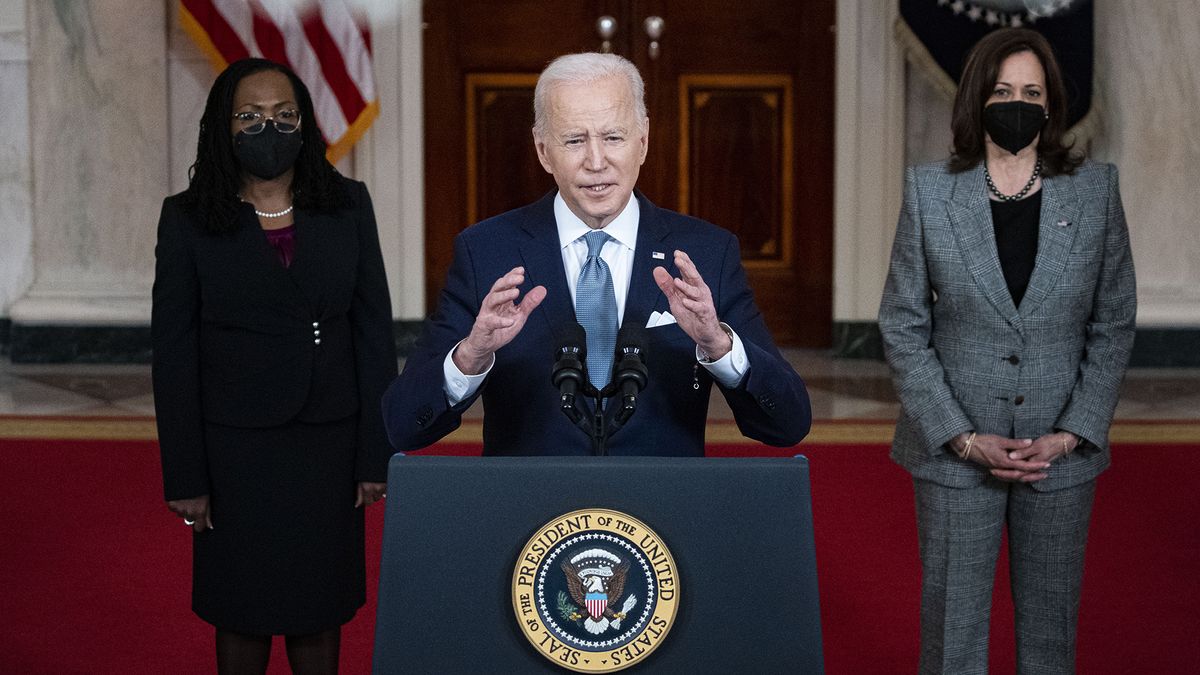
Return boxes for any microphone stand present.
[558,381,600,448]
[591,389,608,456]
[551,328,597,444]
[554,325,648,456]
[557,384,611,455]
[558,378,612,456]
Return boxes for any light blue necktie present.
[576,230,618,390]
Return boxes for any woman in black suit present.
[153,58,397,674]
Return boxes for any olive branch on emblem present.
[557,591,583,623]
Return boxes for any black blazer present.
[153,178,397,500]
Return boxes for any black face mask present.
[983,101,1046,155]
[233,126,303,179]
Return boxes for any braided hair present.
[181,58,348,233]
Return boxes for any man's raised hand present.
[453,267,547,375]
[652,250,731,360]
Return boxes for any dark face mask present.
[233,125,303,180]
[983,101,1046,155]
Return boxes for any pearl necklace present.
[253,204,294,218]
[239,195,294,218]
[985,156,1042,202]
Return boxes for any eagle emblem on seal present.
[559,548,638,635]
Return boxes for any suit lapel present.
[624,191,671,331]
[1018,173,1081,317]
[947,164,1022,332]
[518,192,575,342]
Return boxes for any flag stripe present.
[180,1,235,71]
[301,13,368,124]
[317,0,375,100]
[213,0,262,58]
[179,0,377,163]
[256,0,349,142]
[250,3,288,65]
[181,0,249,66]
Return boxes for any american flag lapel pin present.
[1056,219,1071,227]
[652,251,666,260]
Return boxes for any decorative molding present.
[464,73,539,226]
[7,294,150,325]
[1134,289,1200,327]
[678,74,793,270]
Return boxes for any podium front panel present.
[373,455,823,673]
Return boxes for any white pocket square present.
[646,311,678,328]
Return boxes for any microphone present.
[609,325,649,426]
[551,323,589,423]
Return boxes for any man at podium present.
[383,52,810,456]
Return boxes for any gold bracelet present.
[957,432,977,461]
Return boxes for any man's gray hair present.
[533,52,647,137]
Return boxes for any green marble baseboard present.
[832,321,1200,368]
[4,320,426,364]
[1,319,1195,366]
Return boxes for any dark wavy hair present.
[181,58,348,233]
[949,28,1082,176]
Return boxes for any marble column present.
[1091,0,1200,325]
[832,0,907,325]
[9,0,168,325]
[0,2,32,317]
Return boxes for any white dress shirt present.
[442,193,748,405]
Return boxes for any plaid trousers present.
[913,477,1095,675]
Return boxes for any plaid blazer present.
[879,160,1136,492]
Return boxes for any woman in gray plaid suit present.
[879,29,1136,674]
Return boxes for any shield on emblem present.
[585,592,607,620]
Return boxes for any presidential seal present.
[512,508,680,672]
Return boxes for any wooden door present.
[423,0,834,346]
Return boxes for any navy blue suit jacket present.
[383,191,810,455]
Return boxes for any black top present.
[990,189,1042,307]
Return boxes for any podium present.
[373,455,823,673]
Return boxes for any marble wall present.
[8,0,167,324]
[1091,0,1200,325]
[0,0,424,332]
[0,1,32,315]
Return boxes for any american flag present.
[179,0,378,163]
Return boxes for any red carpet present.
[1,438,1195,673]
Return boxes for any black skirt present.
[192,416,364,635]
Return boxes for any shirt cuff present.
[443,340,494,406]
[696,322,749,388]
